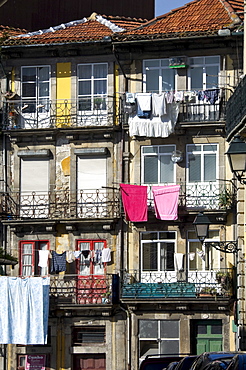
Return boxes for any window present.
[141,145,176,184]
[139,319,179,359]
[20,241,49,276]
[72,326,105,345]
[188,230,220,271]
[21,66,50,113]
[143,59,176,92]
[77,63,108,111]
[187,144,218,183]
[188,56,220,90]
[77,240,107,276]
[141,232,176,274]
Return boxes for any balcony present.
[0,189,120,220]
[1,95,124,130]
[49,273,117,306]
[121,269,235,300]
[226,75,246,140]
[147,181,235,212]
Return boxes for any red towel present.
[120,184,148,222]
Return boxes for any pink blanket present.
[120,184,148,222]
[152,185,180,220]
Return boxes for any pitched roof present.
[3,14,146,46]
[113,0,244,41]
[0,25,26,39]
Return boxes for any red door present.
[73,354,106,370]
[76,240,107,304]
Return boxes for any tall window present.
[77,63,108,111]
[77,240,107,276]
[21,66,50,113]
[188,230,220,271]
[188,56,220,90]
[187,144,218,183]
[141,145,176,184]
[143,59,176,92]
[20,241,49,276]
[139,319,179,359]
[141,232,176,273]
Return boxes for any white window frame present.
[186,143,218,184]
[143,59,177,93]
[188,55,220,90]
[141,145,176,185]
[21,65,50,106]
[77,63,108,111]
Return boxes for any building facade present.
[0,1,245,369]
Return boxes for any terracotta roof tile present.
[3,14,146,46]
[113,0,244,40]
[0,25,26,39]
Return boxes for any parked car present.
[175,355,198,370]
[190,352,241,370]
[226,354,246,370]
[166,361,179,370]
[202,360,230,370]
[139,355,184,370]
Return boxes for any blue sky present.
[155,0,188,16]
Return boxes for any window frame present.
[186,143,218,184]
[19,240,50,276]
[76,239,107,276]
[72,326,106,345]
[143,59,177,93]
[140,231,177,274]
[141,145,177,185]
[187,56,220,90]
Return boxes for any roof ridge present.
[218,0,242,25]
[96,14,125,32]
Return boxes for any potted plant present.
[216,271,232,290]
[102,291,111,303]
[218,188,233,209]
[199,286,217,296]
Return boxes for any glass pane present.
[206,66,219,89]
[79,81,91,96]
[205,56,220,64]
[159,146,175,153]
[204,154,216,182]
[142,232,158,240]
[160,243,174,271]
[146,69,159,93]
[139,320,158,338]
[142,147,158,154]
[38,66,49,81]
[191,66,203,90]
[161,59,169,67]
[22,67,36,82]
[140,341,158,358]
[211,324,222,334]
[189,154,201,182]
[162,69,175,91]
[142,243,158,271]
[197,325,207,334]
[160,320,179,337]
[78,64,92,79]
[144,156,158,183]
[187,145,201,152]
[94,64,107,78]
[190,57,204,65]
[159,232,175,239]
[39,82,49,97]
[160,340,179,354]
[160,155,174,183]
[94,80,106,95]
[189,241,202,270]
[22,83,36,98]
[204,144,217,152]
[145,60,159,68]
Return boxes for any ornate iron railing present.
[122,268,235,299]
[0,189,121,219]
[1,95,124,129]
[226,75,246,139]
[179,99,226,122]
[49,274,113,305]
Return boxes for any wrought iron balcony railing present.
[122,268,235,299]
[178,98,226,123]
[1,95,124,130]
[0,189,121,220]
[226,75,246,139]
[49,274,114,305]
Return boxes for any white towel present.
[101,248,111,263]
[38,250,49,268]
[152,93,166,116]
[136,93,152,111]
[175,253,184,271]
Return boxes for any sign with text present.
[25,355,46,370]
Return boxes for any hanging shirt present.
[38,250,49,268]
[101,248,111,263]
[51,251,66,273]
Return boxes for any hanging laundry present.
[152,93,166,116]
[51,251,66,273]
[189,252,195,261]
[125,92,136,104]
[95,249,102,264]
[66,250,75,263]
[174,91,184,102]
[204,89,220,104]
[175,253,184,271]
[136,93,152,118]
[0,276,50,344]
[38,250,49,268]
[101,247,111,263]
[81,250,90,259]
[120,184,148,222]
[152,185,180,220]
[74,250,82,259]
[197,249,205,261]
[165,91,174,103]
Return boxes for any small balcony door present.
[76,240,107,304]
